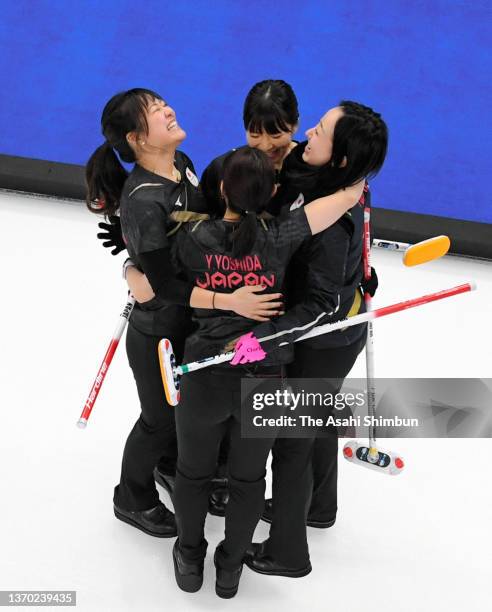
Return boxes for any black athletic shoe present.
[172,540,204,593]
[113,501,177,538]
[261,498,336,529]
[214,548,242,599]
[208,484,229,517]
[153,466,175,496]
[243,541,312,578]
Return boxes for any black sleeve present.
[139,247,194,306]
[123,192,169,256]
[252,222,351,352]
[273,207,313,260]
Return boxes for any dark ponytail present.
[86,142,128,216]
[222,148,275,258]
[85,87,163,216]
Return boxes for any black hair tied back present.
[222,148,275,258]
[85,88,163,216]
[86,140,128,216]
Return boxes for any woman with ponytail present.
[86,89,283,540]
[96,80,301,517]
[125,146,365,598]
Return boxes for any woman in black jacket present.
[86,88,282,538]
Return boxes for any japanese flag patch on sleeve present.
[185,167,199,187]
[289,192,304,211]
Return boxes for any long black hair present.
[222,147,275,258]
[243,79,299,135]
[85,88,163,216]
[289,100,388,196]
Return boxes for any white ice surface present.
[0,190,491,611]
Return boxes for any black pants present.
[113,324,182,511]
[173,369,277,570]
[264,335,366,567]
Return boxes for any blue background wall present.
[0,0,490,222]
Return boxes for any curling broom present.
[77,296,135,428]
[159,280,475,409]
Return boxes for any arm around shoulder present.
[304,180,365,235]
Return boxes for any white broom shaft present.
[176,352,232,375]
[373,239,410,251]
[364,207,377,445]
[176,283,475,374]
[176,313,378,375]
[298,282,473,341]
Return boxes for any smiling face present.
[246,126,295,166]
[127,96,186,151]
[146,97,185,143]
[303,106,344,166]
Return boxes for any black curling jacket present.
[172,208,313,369]
[252,141,368,352]
[119,151,209,336]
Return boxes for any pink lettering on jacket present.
[195,252,275,289]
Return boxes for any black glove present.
[97,216,126,255]
[361,266,378,297]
